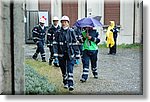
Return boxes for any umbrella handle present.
[86,30,91,46]
[86,30,89,38]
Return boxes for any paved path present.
[24,44,142,95]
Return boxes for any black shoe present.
[42,59,46,62]
[32,54,38,60]
[107,53,112,55]
[94,75,98,79]
[49,59,53,65]
[49,61,52,65]
[54,63,59,67]
[80,78,86,83]
[112,53,116,55]
[69,86,74,91]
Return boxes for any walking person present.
[72,26,83,65]
[106,21,119,55]
[47,16,60,66]
[32,16,47,62]
[80,27,100,82]
[53,16,80,91]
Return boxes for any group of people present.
[32,15,118,91]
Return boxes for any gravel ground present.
[24,44,143,95]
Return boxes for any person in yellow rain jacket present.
[106,21,119,55]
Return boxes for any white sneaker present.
[64,84,68,89]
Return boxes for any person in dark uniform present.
[53,16,80,91]
[47,16,60,66]
[32,17,47,62]
[72,26,83,65]
[80,27,100,82]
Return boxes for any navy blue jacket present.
[47,25,60,46]
[53,27,80,60]
[72,26,83,44]
[32,25,46,43]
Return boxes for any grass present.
[25,59,71,95]
[117,43,143,49]
[99,43,143,49]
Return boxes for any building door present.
[62,0,78,27]
[104,0,120,25]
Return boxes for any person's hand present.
[87,36,92,40]
[105,37,107,41]
[110,29,113,32]
[86,33,92,40]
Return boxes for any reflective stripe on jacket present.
[53,27,80,60]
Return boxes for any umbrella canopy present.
[93,16,102,21]
[73,17,103,27]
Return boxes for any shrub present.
[25,64,56,95]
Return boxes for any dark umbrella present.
[73,17,103,27]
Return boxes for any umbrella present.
[73,20,81,27]
[93,16,102,21]
[73,17,103,27]
[73,17,103,46]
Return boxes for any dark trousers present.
[109,39,117,54]
[49,46,54,60]
[58,54,75,87]
[79,45,83,56]
[35,41,45,59]
[81,50,98,80]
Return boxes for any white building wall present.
[135,0,143,43]
[26,0,38,10]
[87,0,101,17]
[78,0,85,19]
[119,0,134,44]
[51,0,62,25]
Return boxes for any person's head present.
[39,22,44,27]
[84,27,93,31]
[60,16,70,28]
[53,16,59,26]
[109,21,115,27]
[39,17,45,27]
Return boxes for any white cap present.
[39,17,46,24]
[53,16,59,21]
[61,16,70,22]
